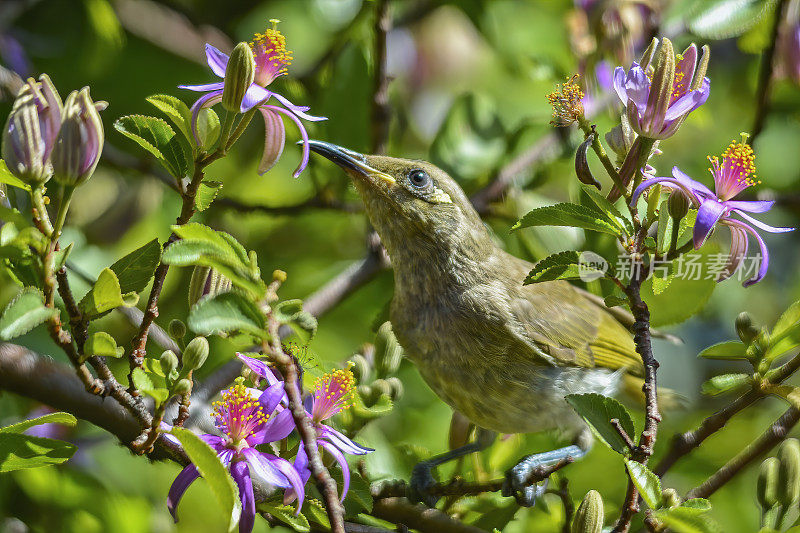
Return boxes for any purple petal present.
[725,200,775,213]
[677,44,698,88]
[271,453,307,513]
[624,63,651,110]
[320,440,350,501]
[258,107,286,175]
[237,353,281,385]
[630,177,701,208]
[179,82,225,92]
[231,461,255,533]
[240,84,271,113]
[258,381,288,415]
[260,104,309,178]
[200,434,225,449]
[732,210,795,233]
[263,408,296,442]
[664,78,710,121]
[270,93,328,122]
[723,218,770,286]
[189,91,223,144]
[693,199,727,248]
[168,464,200,522]
[242,448,290,487]
[319,426,373,455]
[671,167,716,197]
[613,66,628,104]
[205,44,229,78]
[717,224,749,282]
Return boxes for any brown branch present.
[751,0,789,144]
[371,478,505,500]
[686,407,800,499]
[0,343,187,464]
[371,0,392,155]
[266,318,345,533]
[370,498,486,533]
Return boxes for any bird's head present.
[308,141,488,260]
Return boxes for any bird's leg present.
[409,428,497,507]
[502,429,593,507]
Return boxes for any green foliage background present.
[1,0,800,531]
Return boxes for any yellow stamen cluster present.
[212,383,268,437]
[251,19,293,75]
[707,135,760,188]
[314,366,356,412]
[546,75,585,127]
[671,53,686,102]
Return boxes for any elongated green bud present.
[160,350,179,376]
[661,488,682,508]
[575,134,601,190]
[639,37,659,71]
[222,42,255,113]
[374,322,403,377]
[649,38,676,131]
[735,312,758,344]
[777,438,800,506]
[369,379,393,402]
[188,266,232,307]
[572,490,604,533]
[173,378,192,396]
[183,336,209,371]
[349,353,371,383]
[667,191,689,222]
[385,376,404,400]
[758,457,780,510]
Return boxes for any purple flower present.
[613,42,710,140]
[167,382,302,533]
[285,368,373,505]
[632,139,794,286]
[179,21,325,177]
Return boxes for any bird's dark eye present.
[408,169,431,189]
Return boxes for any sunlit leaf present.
[84,331,125,360]
[513,202,624,237]
[79,268,139,317]
[0,433,76,472]
[114,115,192,179]
[110,238,161,294]
[698,340,749,360]
[0,288,57,340]
[188,291,266,338]
[565,393,636,455]
[0,412,77,434]
[624,459,662,509]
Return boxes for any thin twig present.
[751,0,789,144]
[371,478,505,499]
[371,0,392,155]
[371,497,486,533]
[686,407,800,499]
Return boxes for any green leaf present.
[580,185,632,235]
[767,301,800,360]
[302,499,331,529]
[79,268,139,317]
[0,159,31,191]
[257,502,310,532]
[274,299,317,340]
[195,180,223,211]
[146,94,192,144]
[524,250,610,284]
[169,427,241,532]
[0,412,77,434]
[624,459,662,509]
[655,506,721,533]
[0,288,57,340]
[197,108,221,150]
[84,331,125,360]
[686,0,777,40]
[0,433,76,472]
[513,202,624,237]
[430,92,506,181]
[701,373,752,396]
[110,238,161,294]
[131,367,169,405]
[341,470,373,516]
[656,200,674,256]
[53,242,73,273]
[188,291,266,338]
[698,340,749,360]
[565,393,636,455]
[114,115,192,179]
[681,499,712,512]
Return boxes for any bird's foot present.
[409,460,440,507]
[502,445,585,507]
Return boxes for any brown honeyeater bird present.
[308,141,651,506]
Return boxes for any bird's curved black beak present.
[307,140,396,185]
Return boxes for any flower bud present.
[222,42,256,113]
[172,378,192,396]
[160,350,179,375]
[661,488,682,508]
[639,37,659,71]
[272,269,287,283]
[758,457,780,510]
[183,336,209,371]
[349,353,371,383]
[188,266,232,307]
[605,115,635,164]
[735,312,759,344]
[1,74,62,185]
[374,321,403,377]
[777,438,800,506]
[575,133,601,190]
[168,319,187,341]
[667,191,689,222]
[51,87,105,186]
[572,490,604,533]
[369,379,393,402]
[648,37,676,128]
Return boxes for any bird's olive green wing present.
[502,256,642,376]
